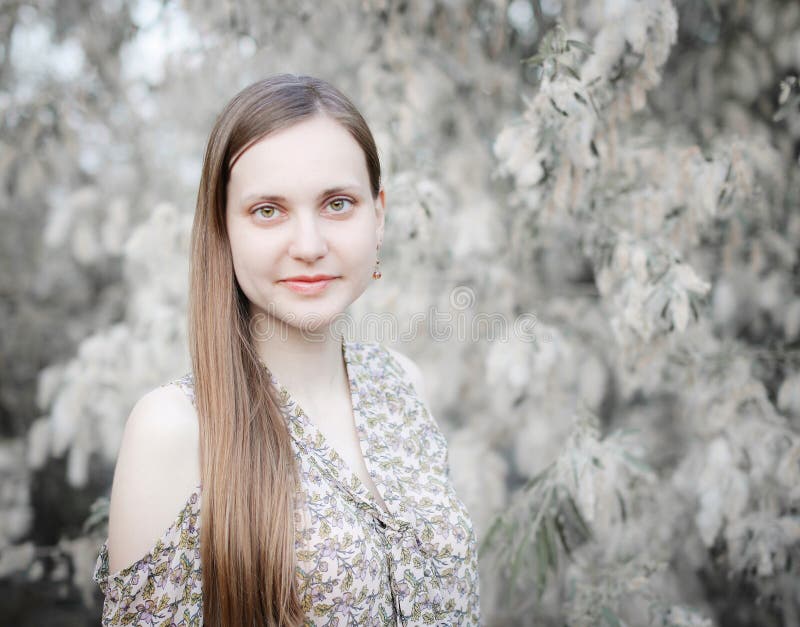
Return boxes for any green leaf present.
[535,529,549,599]
[615,488,627,523]
[554,514,572,558]
[562,63,581,81]
[566,39,595,54]
[509,519,534,590]
[507,516,519,545]
[522,53,548,66]
[565,494,592,540]
[82,496,110,534]
[543,515,559,570]
[480,515,504,553]
[523,471,545,491]
[621,451,653,474]
[601,606,622,627]
[772,94,800,122]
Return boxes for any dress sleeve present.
[92,491,202,625]
[94,540,167,624]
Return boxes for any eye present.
[252,205,279,220]
[327,197,354,213]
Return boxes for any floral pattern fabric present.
[93,340,481,625]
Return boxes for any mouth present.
[279,276,339,295]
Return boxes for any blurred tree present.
[0,0,798,625]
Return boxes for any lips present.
[281,275,337,282]
[279,275,338,295]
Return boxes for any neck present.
[249,310,347,401]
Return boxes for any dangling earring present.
[372,244,382,280]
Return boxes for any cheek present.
[228,229,274,288]
[350,220,379,256]
[344,237,378,274]
[355,243,380,289]
[229,223,264,262]
[228,246,252,298]
[228,232,249,282]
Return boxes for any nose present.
[287,213,328,262]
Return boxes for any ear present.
[375,187,386,247]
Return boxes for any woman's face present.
[225,114,385,335]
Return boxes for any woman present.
[93,74,480,626]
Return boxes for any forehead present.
[227,115,369,198]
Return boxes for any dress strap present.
[163,372,196,407]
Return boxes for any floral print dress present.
[93,340,481,625]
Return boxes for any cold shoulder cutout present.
[92,340,480,625]
[92,376,203,625]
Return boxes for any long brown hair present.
[188,74,381,626]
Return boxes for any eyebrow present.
[240,185,362,206]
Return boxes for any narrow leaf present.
[566,494,592,540]
[554,514,573,558]
[621,451,653,474]
[479,515,504,553]
[535,529,549,599]
[566,39,595,54]
[509,519,534,590]
[543,515,559,570]
[562,63,581,81]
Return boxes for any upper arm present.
[106,384,200,574]
[386,346,427,405]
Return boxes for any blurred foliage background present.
[0,0,799,625]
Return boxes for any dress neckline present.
[261,339,392,518]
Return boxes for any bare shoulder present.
[384,345,427,404]
[106,382,200,573]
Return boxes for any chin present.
[266,301,350,331]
